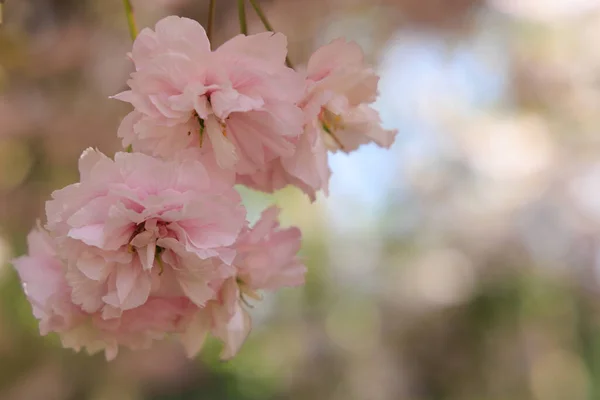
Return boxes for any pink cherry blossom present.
[45,148,245,318]
[234,206,306,291]
[114,16,305,176]
[179,277,251,360]
[306,38,397,153]
[12,225,198,361]
[180,206,306,359]
[236,39,396,201]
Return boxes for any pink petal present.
[154,16,211,54]
[175,256,219,307]
[210,87,264,120]
[67,225,106,248]
[205,116,238,170]
[110,90,135,104]
[179,310,210,357]
[246,206,280,242]
[215,301,252,360]
[217,32,288,66]
[307,38,365,81]
[178,278,213,307]
[117,111,142,147]
[78,148,109,181]
[130,230,154,248]
[104,344,119,361]
[66,267,105,312]
[130,28,158,68]
[139,243,156,271]
[116,264,151,309]
[77,255,112,281]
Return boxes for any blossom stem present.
[240,294,255,309]
[121,0,137,153]
[207,0,216,44]
[247,0,293,68]
[322,123,346,151]
[328,131,346,151]
[122,0,138,41]
[248,0,273,31]
[237,0,248,35]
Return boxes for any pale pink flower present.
[114,16,305,175]
[180,207,306,359]
[45,148,245,317]
[234,206,306,290]
[306,38,397,152]
[237,39,396,200]
[179,277,251,360]
[12,225,197,361]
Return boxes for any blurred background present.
[3,0,600,399]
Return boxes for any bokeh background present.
[2,0,600,399]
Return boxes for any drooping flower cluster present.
[13,16,397,360]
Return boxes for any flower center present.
[319,108,345,150]
[236,277,262,308]
[189,111,228,147]
[127,220,169,274]
[127,223,145,252]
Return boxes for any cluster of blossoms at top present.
[13,16,396,360]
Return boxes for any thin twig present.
[248,0,273,31]
[122,0,138,41]
[207,0,216,44]
[248,0,293,68]
[237,0,248,35]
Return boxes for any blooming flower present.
[180,207,306,359]
[12,225,197,360]
[13,12,387,362]
[45,148,246,318]
[114,16,305,175]
[234,207,306,290]
[237,39,396,200]
[306,38,397,153]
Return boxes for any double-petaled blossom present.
[13,214,305,360]
[239,39,397,200]
[114,16,306,177]
[180,207,306,359]
[306,38,397,152]
[12,225,197,360]
[45,148,246,318]
[12,14,398,361]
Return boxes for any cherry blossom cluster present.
[12,16,396,360]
